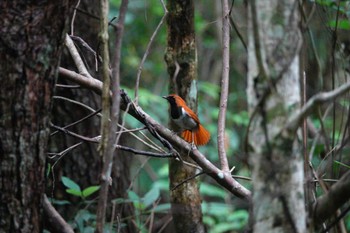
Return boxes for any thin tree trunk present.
[165,0,205,232]
[247,1,306,232]
[0,1,72,232]
[51,2,135,230]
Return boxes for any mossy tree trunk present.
[247,1,306,232]
[0,1,72,232]
[165,0,205,232]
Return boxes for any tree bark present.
[247,1,306,232]
[0,1,72,232]
[165,0,205,232]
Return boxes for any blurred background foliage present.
[52,0,350,232]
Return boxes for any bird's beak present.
[162,96,167,99]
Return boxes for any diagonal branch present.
[58,67,251,200]
[43,195,74,233]
[65,34,93,79]
[286,81,350,132]
[313,170,350,225]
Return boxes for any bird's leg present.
[191,132,196,148]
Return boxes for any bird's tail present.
[182,124,210,146]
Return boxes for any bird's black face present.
[163,95,181,119]
[163,95,175,105]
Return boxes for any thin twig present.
[135,0,168,104]
[228,0,247,51]
[70,35,102,69]
[171,171,205,191]
[286,81,350,131]
[55,84,80,89]
[96,0,127,230]
[70,0,81,35]
[47,142,83,162]
[51,98,102,136]
[217,0,231,173]
[51,123,173,158]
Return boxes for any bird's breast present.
[172,107,198,130]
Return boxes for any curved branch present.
[287,81,350,131]
[313,170,350,225]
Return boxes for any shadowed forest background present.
[1,0,350,233]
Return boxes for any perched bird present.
[163,94,210,146]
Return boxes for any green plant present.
[61,176,100,200]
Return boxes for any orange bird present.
[163,94,210,146]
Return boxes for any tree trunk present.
[0,1,72,232]
[247,1,306,232]
[165,1,205,232]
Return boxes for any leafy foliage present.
[62,176,100,199]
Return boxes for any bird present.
[163,94,210,146]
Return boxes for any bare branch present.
[70,0,81,35]
[58,68,252,200]
[217,0,230,173]
[313,170,350,225]
[50,123,175,158]
[228,1,247,51]
[65,34,93,79]
[58,67,103,94]
[43,195,74,233]
[115,145,175,158]
[287,81,350,131]
[120,91,251,200]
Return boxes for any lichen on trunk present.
[247,0,306,232]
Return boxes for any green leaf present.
[334,160,350,169]
[66,189,82,197]
[152,203,171,213]
[82,186,100,198]
[227,210,249,227]
[211,222,236,233]
[328,19,350,30]
[127,190,140,201]
[61,176,81,192]
[51,199,71,205]
[143,186,160,208]
[203,215,215,227]
[127,190,144,210]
